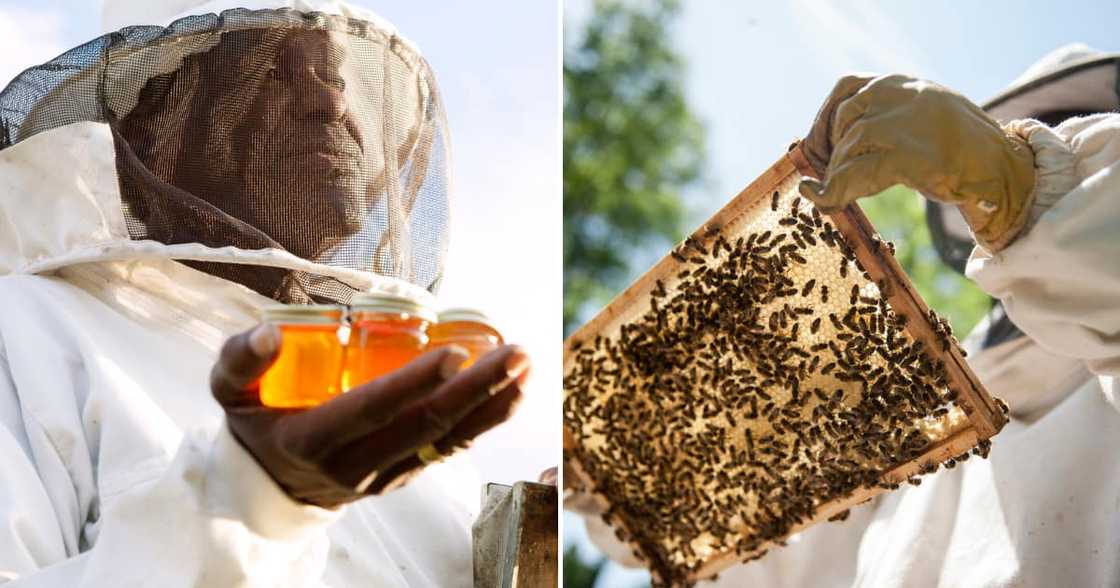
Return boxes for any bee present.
[685,236,708,255]
[771,190,781,211]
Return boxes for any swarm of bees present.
[563,179,1002,587]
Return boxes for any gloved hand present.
[799,74,1037,251]
[211,323,529,508]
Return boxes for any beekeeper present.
[0,1,528,586]
[574,45,1120,587]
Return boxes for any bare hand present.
[210,323,529,508]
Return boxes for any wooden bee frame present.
[562,144,1007,586]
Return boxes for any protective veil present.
[0,1,480,586]
[578,78,1120,588]
[0,0,451,304]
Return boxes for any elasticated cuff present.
[1003,119,1079,234]
[205,423,342,541]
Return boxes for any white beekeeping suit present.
[576,46,1120,588]
[0,1,486,586]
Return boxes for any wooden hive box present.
[562,144,1008,586]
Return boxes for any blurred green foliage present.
[563,0,705,335]
[563,545,606,588]
[562,2,989,585]
[858,185,991,335]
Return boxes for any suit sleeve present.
[0,348,342,587]
[969,115,1120,383]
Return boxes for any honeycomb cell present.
[563,154,1003,586]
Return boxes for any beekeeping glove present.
[799,74,1037,252]
[211,323,530,508]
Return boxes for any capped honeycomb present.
[562,145,1007,587]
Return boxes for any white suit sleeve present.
[968,114,1120,381]
[0,351,341,587]
[569,489,874,587]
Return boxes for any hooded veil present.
[0,0,451,305]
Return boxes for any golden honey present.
[344,293,436,391]
[429,308,504,368]
[259,305,345,408]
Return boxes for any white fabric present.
[0,121,437,307]
[1008,44,1102,89]
[0,3,481,583]
[582,114,1120,587]
[971,114,1120,381]
[102,0,405,41]
[983,44,1120,123]
[0,256,481,586]
[96,0,424,124]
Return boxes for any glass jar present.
[259,305,346,408]
[429,308,504,368]
[344,293,436,391]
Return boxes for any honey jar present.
[344,293,436,390]
[429,308,504,368]
[259,305,346,408]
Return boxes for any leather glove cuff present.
[967,119,1078,252]
[961,129,1038,252]
[1005,119,1079,228]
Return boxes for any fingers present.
[803,73,878,176]
[800,115,903,212]
[401,345,529,446]
[362,379,526,494]
[428,378,525,453]
[802,151,893,213]
[325,345,529,489]
[277,346,470,460]
[211,323,281,408]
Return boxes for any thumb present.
[803,73,878,176]
[800,149,899,213]
[211,323,281,407]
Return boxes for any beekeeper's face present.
[234,29,372,257]
[120,26,424,261]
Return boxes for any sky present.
[0,0,561,487]
[565,1,1120,586]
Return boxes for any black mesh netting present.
[0,8,450,303]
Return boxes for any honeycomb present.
[562,147,1007,586]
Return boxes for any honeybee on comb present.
[563,147,1006,587]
